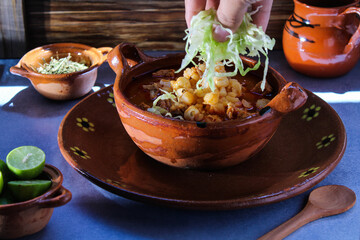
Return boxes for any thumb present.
[213,0,251,42]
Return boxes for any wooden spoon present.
[258,185,356,240]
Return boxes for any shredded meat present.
[152,69,175,79]
[138,102,151,110]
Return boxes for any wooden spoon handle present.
[258,204,321,240]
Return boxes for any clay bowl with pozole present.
[108,43,308,170]
[10,43,112,100]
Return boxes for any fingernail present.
[213,25,229,42]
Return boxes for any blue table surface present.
[0,51,359,240]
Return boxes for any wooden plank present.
[0,0,26,58]
[24,0,294,51]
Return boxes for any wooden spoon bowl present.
[259,185,356,240]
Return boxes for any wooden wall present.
[1,0,294,58]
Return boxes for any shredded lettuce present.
[176,9,275,91]
[147,89,180,118]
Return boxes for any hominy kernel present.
[214,64,225,73]
[204,92,219,105]
[210,103,225,114]
[176,77,191,89]
[226,95,240,103]
[183,68,192,79]
[230,79,242,96]
[176,88,186,97]
[214,77,229,88]
[170,80,176,89]
[189,78,198,87]
[219,87,227,97]
[195,88,210,98]
[228,92,237,97]
[180,91,195,105]
[160,79,171,88]
[191,71,200,81]
[184,106,202,121]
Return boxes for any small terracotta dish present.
[107,43,308,169]
[0,164,72,239]
[58,85,346,210]
[10,43,112,100]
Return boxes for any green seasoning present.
[37,53,88,74]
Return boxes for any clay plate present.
[58,86,346,210]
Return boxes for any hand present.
[185,0,273,42]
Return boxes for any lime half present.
[0,172,3,195]
[0,159,14,183]
[8,180,52,202]
[6,146,46,180]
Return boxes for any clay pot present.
[283,0,360,77]
[0,164,72,239]
[108,43,308,169]
[10,43,112,100]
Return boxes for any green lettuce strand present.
[176,9,275,91]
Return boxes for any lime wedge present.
[7,180,52,202]
[0,172,3,195]
[0,159,14,183]
[6,146,45,180]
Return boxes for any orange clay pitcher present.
[283,0,360,77]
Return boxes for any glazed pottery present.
[283,0,360,77]
[107,43,307,169]
[10,43,112,100]
[58,85,346,210]
[0,164,72,239]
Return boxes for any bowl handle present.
[265,82,308,115]
[97,47,113,64]
[38,186,72,208]
[9,62,30,78]
[107,42,157,77]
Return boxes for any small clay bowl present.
[0,164,72,239]
[10,43,112,100]
[108,43,308,170]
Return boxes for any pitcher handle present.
[340,7,360,54]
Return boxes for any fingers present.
[216,0,251,32]
[185,0,206,27]
[252,0,273,32]
[213,0,251,42]
[184,0,273,42]
[205,0,220,10]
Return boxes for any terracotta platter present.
[58,85,346,210]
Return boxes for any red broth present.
[125,67,274,122]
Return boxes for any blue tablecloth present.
[0,51,359,240]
